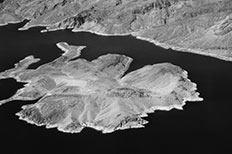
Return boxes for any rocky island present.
[0,42,202,133]
[0,0,232,61]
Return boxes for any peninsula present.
[0,42,202,133]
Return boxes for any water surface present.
[0,22,231,154]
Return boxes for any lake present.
[0,21,231,154]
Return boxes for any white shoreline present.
[44,26,232,62]
[2,19,229,62]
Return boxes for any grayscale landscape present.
[0,0,231,134]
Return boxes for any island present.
[0,42,203,133]
[0,0,232,61]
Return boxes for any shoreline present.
[0,19,229,63]
[41,25,232,62]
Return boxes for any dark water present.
[0,21,232,154]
